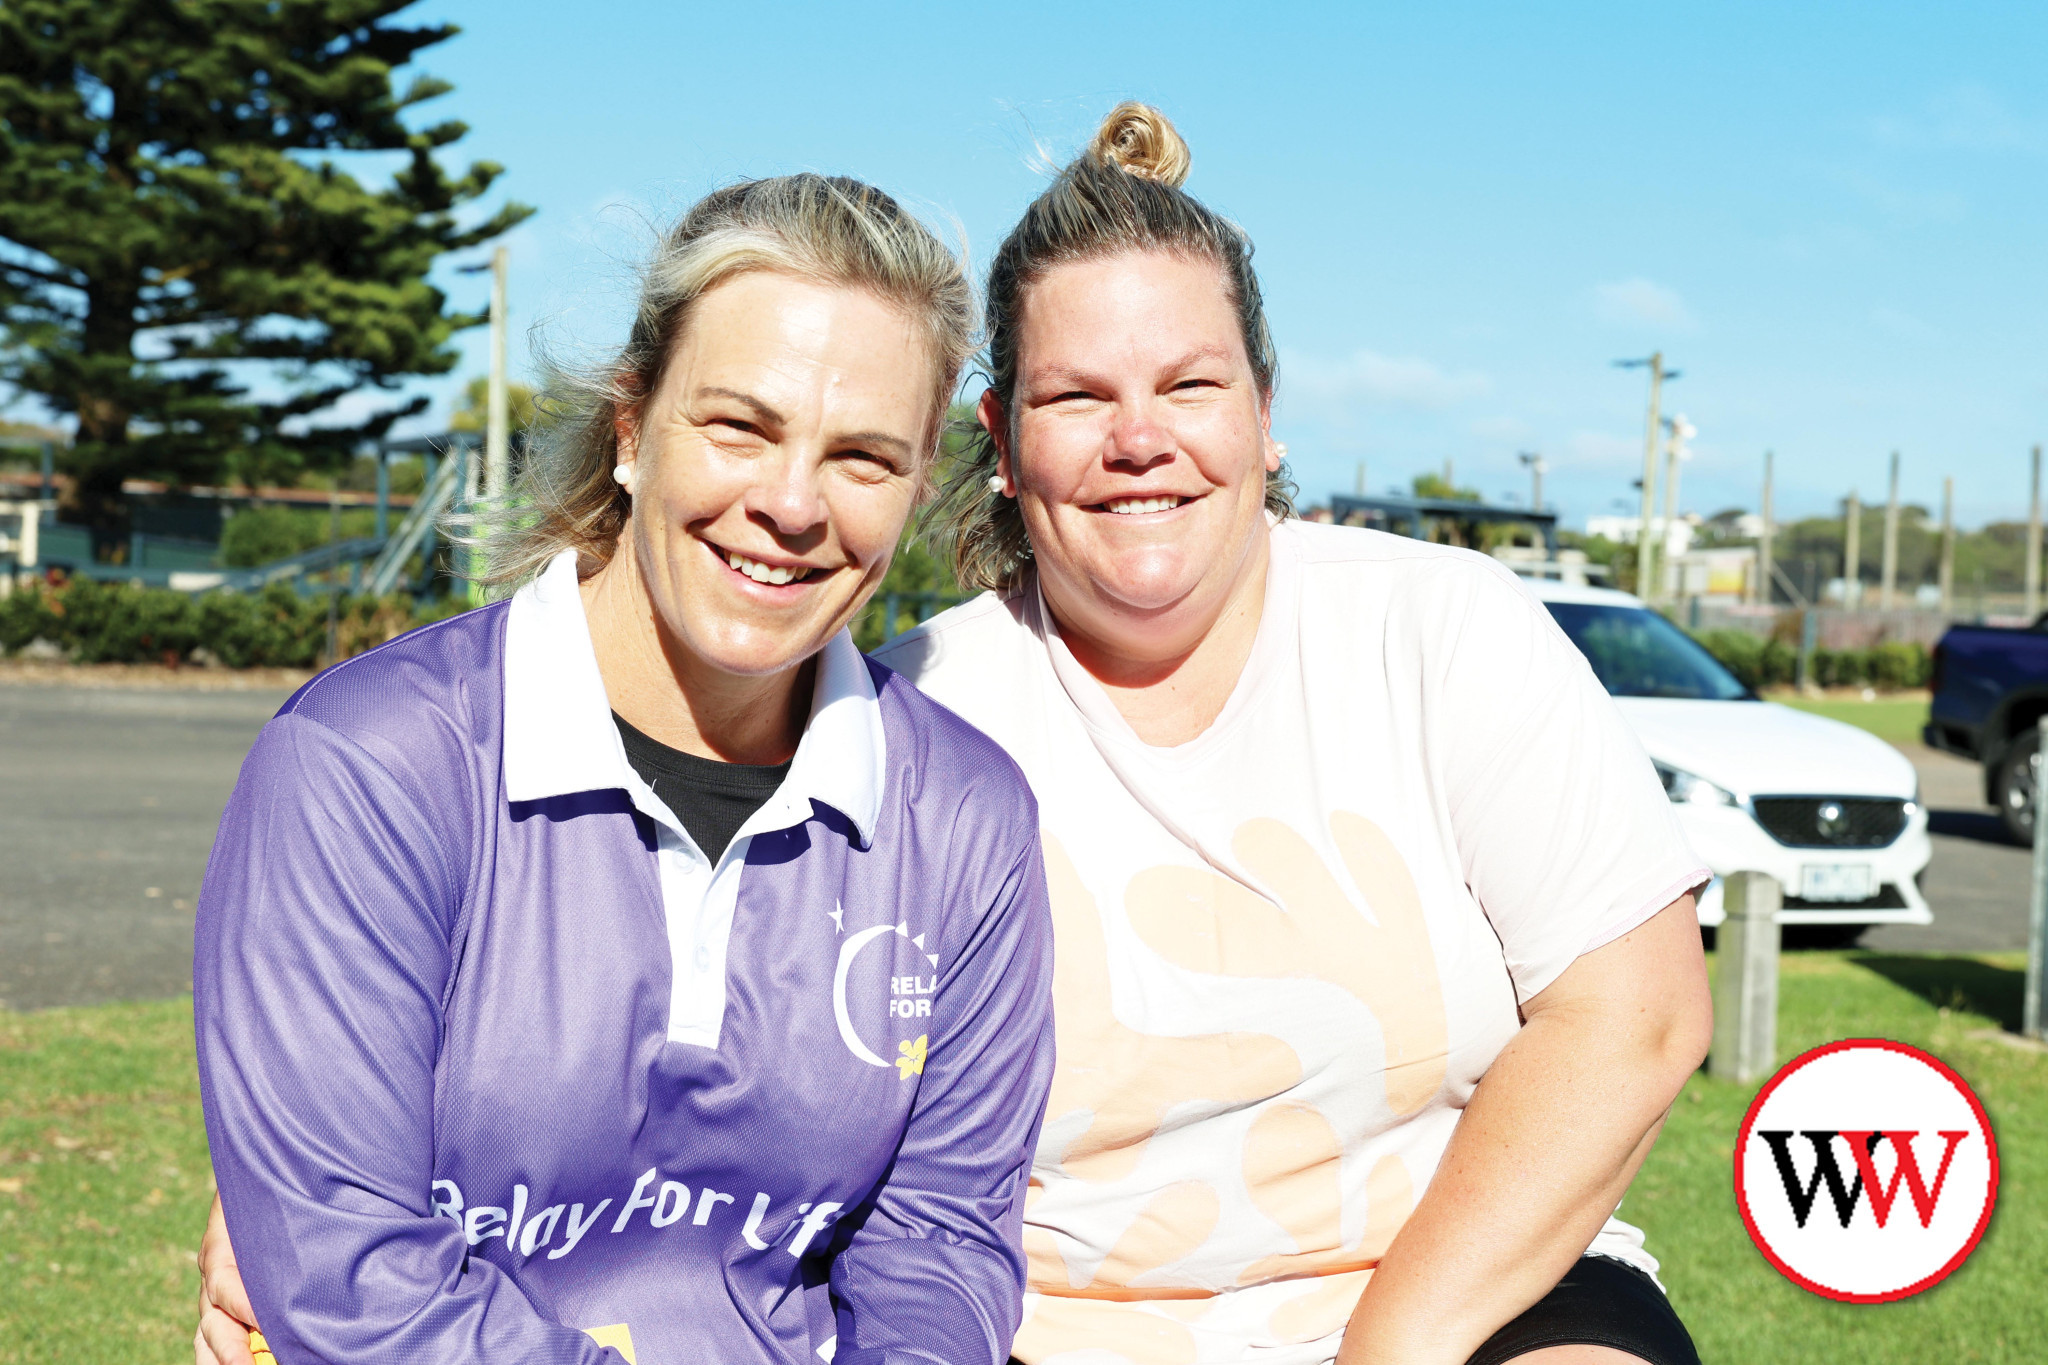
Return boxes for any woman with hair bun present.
[878,104,1712,1365]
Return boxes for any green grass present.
[0,999,212,1363]
[1774,695,1931,747]
[1636,951,2044,1363]
[2,958,2042,1362]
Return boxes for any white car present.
[1524,579,1932,940]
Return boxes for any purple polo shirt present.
[194,554,1055,1365]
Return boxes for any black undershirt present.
[613,713,791,860]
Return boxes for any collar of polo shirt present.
[501,550,891,1050]
[500,548,887,848]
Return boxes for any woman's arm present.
[196,713,608,1364]
[827,834,1058,1365]
[1335,895,1711,1365]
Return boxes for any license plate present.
[1799,864,1875,902]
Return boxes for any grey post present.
[2026,728,2048,1040]
[1710,871,1781,1083]
[1796,608,1819,694]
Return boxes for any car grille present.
[1751,797,1908,849]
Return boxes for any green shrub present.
[218,504,382,568]
[1,579,474,667]
[193,583,326,668]
[57,577,202,663]
[0,583,60,652]
[218,506,315,568]
[1688,630,1927,693]
[1695,630,1765,688]
[1867,641,1929,690]
[1758,639,1797,687]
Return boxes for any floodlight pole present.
[2029,447,2043,622]
[1758,451,1775,607]
[1938,476,1955,618]
[1844,492,1862,608]
[1518,451,1546,513]
[1660,414,1696,601]
[1880,451,1901,610]
[1617,355,1677,602]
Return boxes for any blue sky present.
[218,3,2048,528]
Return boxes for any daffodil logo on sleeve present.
[1735,1039,1999,1302]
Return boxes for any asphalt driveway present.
[0,679,2033,1011]
[0,679,292,1011]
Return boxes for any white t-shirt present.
[871,520,1708,1365]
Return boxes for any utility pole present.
[1939,476,1956,618]
[2030,446,2044,622]
[1844,493,1862,607]
[1616,353,1679,601]
[1758,451,1776,607]
[1880,451,1901,610]
[486,245,511,501]
[1518,451,1547,513]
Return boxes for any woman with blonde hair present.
[874,105,1711,1365]
[192,174,1054,1365]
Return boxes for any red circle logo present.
[1734,1039,1998,1302]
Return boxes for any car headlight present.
[1655,761,1738,807]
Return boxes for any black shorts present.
[1465,1254,1700,1365]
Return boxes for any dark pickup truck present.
[1925,619,2048,841]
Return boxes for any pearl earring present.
[987,475,1006,495]
[613,463,633,490]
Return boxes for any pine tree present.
[0,0,532,545]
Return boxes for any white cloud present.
[1830,168,1968,224]
[1565,429,1645,471]
[1870,86,2048,155]
[1281,348,1490,414]
[1593,278,1696,331]
[1868,306,1940,343]
[1468,415,1532,442]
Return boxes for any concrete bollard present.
[1710,871,1781,1084]
[2025,728,2048,1041]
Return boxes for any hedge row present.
[0,577,1940,692]
[0,578,472,669]
[1692,629,1931,691]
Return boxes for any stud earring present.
[987,474,1006,495]
[613,463,633,491]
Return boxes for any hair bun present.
[1089,102,1191,188]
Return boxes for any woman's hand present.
[1335,895,1712,1365]
[194,1192,259,1365]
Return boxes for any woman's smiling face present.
[995,249,1279,649]
[619,268,933,679]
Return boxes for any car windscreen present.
[1542,602,1752,701]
